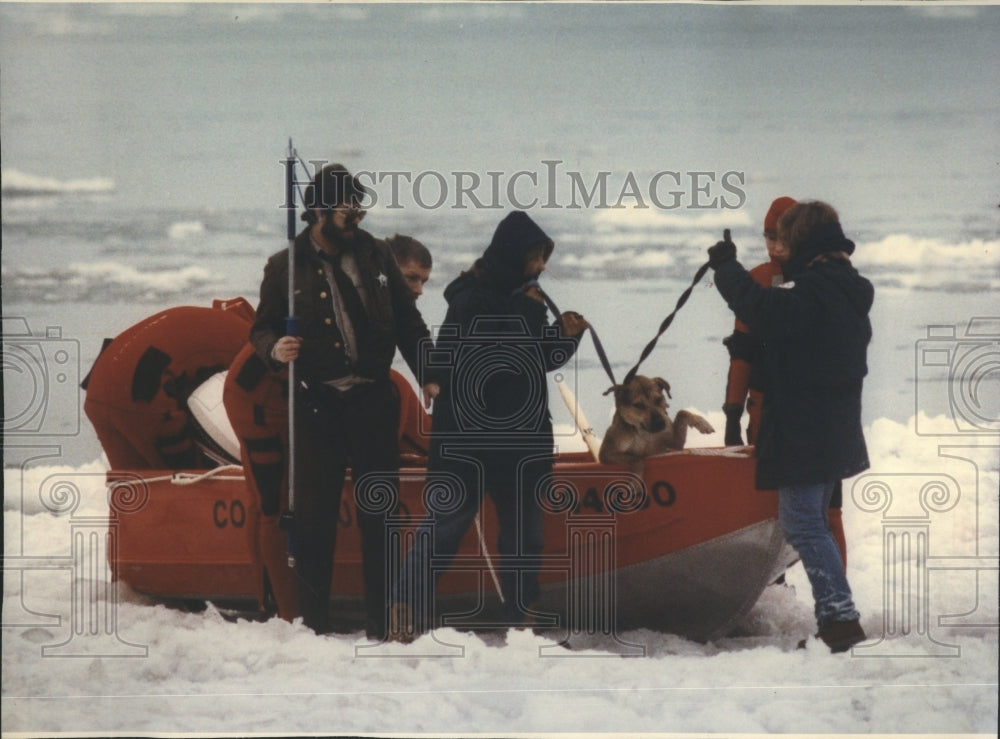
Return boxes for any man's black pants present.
[293,378,400,638]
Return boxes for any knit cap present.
[764,196,797,232]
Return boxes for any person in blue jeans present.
[389,211,588,640]
[707,200,871,652]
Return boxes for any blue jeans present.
[778,481,860,627]
[394,476,545,633]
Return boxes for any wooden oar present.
[556,379,602,462]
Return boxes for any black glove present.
[708,239,737,269]
[723,402,744,446]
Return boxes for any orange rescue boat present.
[89,302,796,643]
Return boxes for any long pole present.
[473,514,504,603]
[282,139,298,568]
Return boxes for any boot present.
[818,619,866,653]
[258,515,299,621]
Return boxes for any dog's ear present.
[654,377,672,399]
[604,384,630,403]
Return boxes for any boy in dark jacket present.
[391,211,588,639]
[708,201,872,653]
[721,196,848,567]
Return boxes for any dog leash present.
[522,280,618,387]
[621,259,713,387]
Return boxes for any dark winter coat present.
[251,228,430,385]
[427,211,579,491]
[713,222,874,489]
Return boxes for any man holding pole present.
[251,162,438,638]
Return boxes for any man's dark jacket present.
[250,228,430,384]
[428,211,579,491]
[713,222,874,489]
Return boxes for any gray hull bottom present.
[338,519,797,644]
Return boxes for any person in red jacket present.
[223,342,298,620]
[387,234,432,300]
[722,197,848,568]
[387,234,434,459]
[723,196,796,447]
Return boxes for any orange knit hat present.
[764,196,797,232]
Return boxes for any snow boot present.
[818,618,866,653]
[258,513,299,622]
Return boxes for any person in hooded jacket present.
[722,196,848,568]
[707,200,871,653]
[390,211,589,639]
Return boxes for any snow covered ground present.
[3,4,998,735]
[3,414,997,736]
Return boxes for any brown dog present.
[598,375,714,468]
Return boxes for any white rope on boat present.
[169,465,246,485]
[106,464,247,492]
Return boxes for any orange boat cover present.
[84,299,254,469]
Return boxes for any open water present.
[2,3,998,465]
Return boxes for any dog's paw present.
[692,416,715,434]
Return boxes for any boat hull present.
[108,448,796,641]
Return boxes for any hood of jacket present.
[789,224,874,319]
[442,211,554,306]
[479,211,553,293]
[783,221,856,281]
[442,269,477,306]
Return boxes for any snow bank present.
[3,417,997,735]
